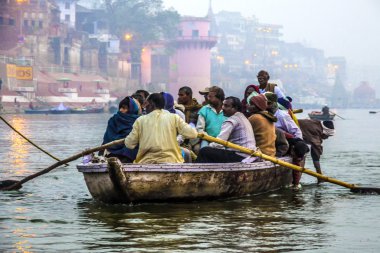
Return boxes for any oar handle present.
[197,133,356,190]
[292,109,303,114]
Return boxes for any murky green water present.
[1,110,379,252]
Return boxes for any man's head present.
[264,92,278,114]
[248,94,267,114]
[207,86,225,108]
[145,93,165,113]
[135,89,150,101]
[222,96,242,117]
[257,70,270,86]
[321,120,335,139]
[178,86,193,105]
[118,96,140,115]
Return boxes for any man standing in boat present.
[299,119,335,183]
[195,97,256,163]
[124,93,197,164]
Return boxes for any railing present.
[58,88,77,93]
[12,87,35,92]
[176,36,218,42]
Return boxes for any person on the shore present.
[196,97,256,163]
[124,93,197,164]
[247,94,276,157]
[196,86,227,148]
[100,96,141,163]
[299,119,335,183]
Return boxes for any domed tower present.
[169,16,217,97]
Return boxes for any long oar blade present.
[198,133,379,194]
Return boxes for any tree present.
[103,0,180,44]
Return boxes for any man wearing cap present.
[247,94,277,157]
[299,119,335,183]
[196,96,256,163]
[199,87,210,106]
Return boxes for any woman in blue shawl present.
[100,96,141,163]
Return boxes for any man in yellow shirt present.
[124,93,198,163]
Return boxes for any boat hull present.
[308,112,335,121]
[77,159,293,204]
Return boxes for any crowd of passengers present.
[100,70,336,189]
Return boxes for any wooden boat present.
[308,111,335,121]
[77,157,293,204]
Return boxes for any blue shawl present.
[102,98,140,160]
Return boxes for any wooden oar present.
[198,133,380,194]
[0,139,124,191]
[0,115,66,165]
[331,112,345,120]
[292,109,303,114]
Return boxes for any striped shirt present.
[210,112,256,157]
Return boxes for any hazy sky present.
[163,0,380,68]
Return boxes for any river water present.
[0,109,379,252]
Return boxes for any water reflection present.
[77,190,329,252]
[3,117,32,178]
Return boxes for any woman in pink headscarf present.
[241,84,259,117]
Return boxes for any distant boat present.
[24,108,51,114]
[50,103,71,114]
[71,106,105,114]
[369,111,378,114]
[308,111,335,121]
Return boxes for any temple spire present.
[207,0,213,17]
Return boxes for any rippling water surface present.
[1,110,379,252]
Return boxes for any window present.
[31,20,35,27]
[39,21,43,28]
[65,2,70,9]
[65,14,70,22]
[0,17,3,25]
[24,20,28,27]
[192,30,199,38]
[9,18,15,26]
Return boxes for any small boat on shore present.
[24,108,51,114]
[308,111,335,121]
[77,157,293,204]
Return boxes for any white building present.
[56,0,78,29]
